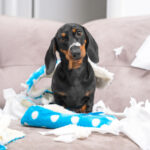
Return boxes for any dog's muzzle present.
[69,42,81,60]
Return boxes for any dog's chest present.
[63,80,87,107]
[56,76,86,96]
[68,79,84,95]
[52,63,95,100]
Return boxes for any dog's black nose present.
[70,46,81,60]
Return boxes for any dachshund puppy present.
[45,23,99,113]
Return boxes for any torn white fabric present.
[93,98,150,150]
[0,128,25,145]
[39,125,92,143]
[92,100,125,118]
[120,98,150,150]
[0,90,25,146]
[88,59,114,88]
[3,88,27,120]
[0,111,25,145]
[39,98,150,150]
[131,35,150,70]
[39,119,120,143]
[113,46,124,56]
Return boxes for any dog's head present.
[45,23,99,75]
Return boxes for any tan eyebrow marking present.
[61,33,66,37]
[72,28,76,33]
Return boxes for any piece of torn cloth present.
[39,98,150,150]
[131,35,150,70]
[0,144,6,150]
[3,88,28,120]
[93,98,150,150]
[120,98,150,150]
[0,112,25,149]
[39,120,120,143]
[88,59,114,88]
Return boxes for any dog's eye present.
[76,30,82,36]
[60,37,65,42]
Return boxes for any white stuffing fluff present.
[113,46,124,56]
[89,59,114,88]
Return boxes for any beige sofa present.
[1,15,150,149]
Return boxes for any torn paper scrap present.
[131,35,150,70]
[113,46,124,56]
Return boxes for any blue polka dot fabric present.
[21,106,116,129]
[0,145,6,150]
[26,60,60,97]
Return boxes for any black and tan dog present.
[45,23,99,113]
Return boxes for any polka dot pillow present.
[21,105,116,128]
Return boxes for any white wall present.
[107,0,150,18]
[34,0,106,24]
[0,0,4,14]
[0,0,32,18]
[0,0,106,24]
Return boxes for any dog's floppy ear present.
[83,27,99,63]
[45,37,57,75]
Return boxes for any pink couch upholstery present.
[1,15,150,149]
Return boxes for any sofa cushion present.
[0,16,63,66]
[0,65,41,107]
[84,16,150,67]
